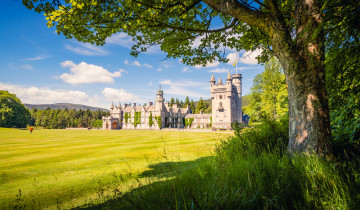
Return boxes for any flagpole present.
[236,59,238,74]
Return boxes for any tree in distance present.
[0,90,30,128]
[245,57,288,122]
[21,0,357,155]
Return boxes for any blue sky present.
[0,1,265,108]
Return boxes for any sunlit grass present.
[0,128,230,209]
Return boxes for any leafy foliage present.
[244,57,288,122]
[0,90,30,128]
[156,116,161,129]
[124,112,130,124]
[30,108,108,129]
[324,0,360,145]
[217,115,289,160]
[149,112,154,127]
[184,118,194,128]
[133,112,141,127]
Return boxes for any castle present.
[102,72,242,130]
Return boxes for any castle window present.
[219,95,222,99]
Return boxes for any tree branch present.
[202,0,272,33]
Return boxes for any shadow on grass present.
[74,156,215,210]
[138,156,214,179]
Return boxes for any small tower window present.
[219,95,222,99]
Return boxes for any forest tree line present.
[29,108,109,129]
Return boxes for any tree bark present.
[270,0,331,155]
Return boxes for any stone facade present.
[210,72,243,129]
[102,88,190,130]
[103,72,242,130]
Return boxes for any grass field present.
[0,128,230,209]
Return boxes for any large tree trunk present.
[270,0,332,155]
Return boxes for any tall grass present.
[86,116,359,209]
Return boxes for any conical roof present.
[110,102,114,109]
[217,77,223,85]
[157,84,163,95]
[210,74,215,82]
[227,71,232,80]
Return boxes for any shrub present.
[217,115,289,160]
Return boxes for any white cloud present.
[124,59,129,65]
[208,66,263,73]
[208,68,229,73]
[143,64,153,69]
[0,82,94,105]
[106,32,133,49]
[157,68,162,72]
[106,32,161,54]
[21,64,33,70]
[159,80,207,97]
[226,52,241,65]
[59,61,122,85]
[24,55,49,61]
[101,88,137,102]
[182,67,192,73]
[65,42,109,56]
[239,49,262,64]
[132,61,141,67]
[148,81,153,86]
[191,34,205,48]
[160,61,172,69]
[131,61,152,68]
[194,60,220,69]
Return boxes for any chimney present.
[133,103,136,107]
[148,102,153,106]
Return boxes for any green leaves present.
[0,90,30,128]
[245,57,288,122]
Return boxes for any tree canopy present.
[0,90,30,128]
[244,57,288,122]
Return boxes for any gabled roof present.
[123,106,133,112]
[180,108,189,114]
[146,105,156,111]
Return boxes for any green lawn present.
[0,128,230,209]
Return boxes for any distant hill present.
[24,103,109,112]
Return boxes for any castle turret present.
[217,77,223,85]
[210,74,216,87]
[155,85,164,111]
[232,73,243,123]
[226,71,232,94]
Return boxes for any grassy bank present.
[0,128,230,209]
[80,118,360,209]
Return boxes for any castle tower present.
[210,73,242,129]
[155,86,164,111]
[231,73,243,123]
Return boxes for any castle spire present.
[227,71,232,80]
[217,77,223,85]
[210,74,215,82]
